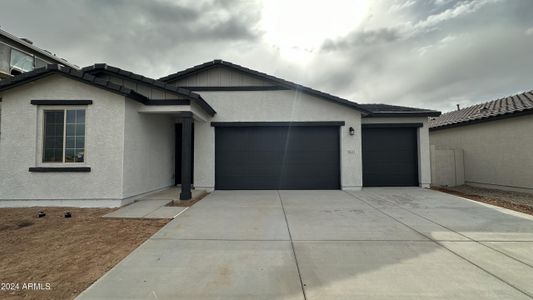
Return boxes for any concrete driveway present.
[77,188,533,299]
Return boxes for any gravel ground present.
[435,185,533,215]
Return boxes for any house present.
[0,60,440,207]
[0,27,77,79]
[430,90,533,193]
[0,27,77,136]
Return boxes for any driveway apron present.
[78,188,533,300]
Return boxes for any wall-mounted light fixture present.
[349,127,355,136]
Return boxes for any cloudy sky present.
[1,0,532,112]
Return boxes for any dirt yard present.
[0,207,169,300]
[435,185,533,216]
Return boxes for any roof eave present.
[0,65,149,103]
[83,64,216,117]
[159,60,370,115]
[366,111,442,118]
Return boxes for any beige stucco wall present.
[430,115,533,193]
[191,90,363,191]
[430,145,464,187]
[361,117,432,188]
[0,75,126,206]
[122,100,176,199]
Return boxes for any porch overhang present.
[137,100,212,122]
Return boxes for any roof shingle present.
[429,90,533,129]
[0,64,147,102]
[82,64,216,116]
[360,104,441,117]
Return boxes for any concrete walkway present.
[103,188,204,219]
[78,188,533,299]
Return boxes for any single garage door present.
[362,125,419,187]
[214,123,341,190]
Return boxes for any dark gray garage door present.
[215,124,340,190]
[362,125,419,187]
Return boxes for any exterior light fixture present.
[349,127,355,136]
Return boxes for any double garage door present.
[214,123,419,189]
[215,124,341,190]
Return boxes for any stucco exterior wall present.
[122,101,175,199]
[0,75,125,206]
[191,90,363,191]
[361,117,432,188]
[430,115,533,193]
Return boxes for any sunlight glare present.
[260,0,369,63]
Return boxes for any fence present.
[430,145,464,187]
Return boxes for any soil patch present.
[0,207,168,300]
[434,185,533,216]
[168,191,209,207]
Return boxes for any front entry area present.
[214,124,341,190]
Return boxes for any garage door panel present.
[362,127,418,187]
[363,173,417,186]
[215,126,340,190]
[216,176,281,190]
[218,150,285,165]
[364,151,417,164]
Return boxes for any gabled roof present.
[430,90,533,130]
[0,64,147,102]
[0,27,77,69]
[360,104,441,117]
[159,59,372,115]
[82,64,215,116]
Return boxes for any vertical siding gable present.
[169,66,277,87]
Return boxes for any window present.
[43,109,85,163]
[35,57,48,69]
[10,48,34,72]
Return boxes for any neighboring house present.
[0,27,77,135]
[430,90,533,193]
[0,60,440,207]
[0,27,77,79]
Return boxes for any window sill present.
[29,167,91,172]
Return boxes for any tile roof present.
[82,64,215,116]
[159,59,373,114]
[429,90,533,129]
[360,104,441,117]
[0,64,147,102]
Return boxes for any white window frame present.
[36,105,89,167]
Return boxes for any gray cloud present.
[322,28,403,51]
[313,0,533,112]
[0,0,532,113]
[0,0,262,75]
